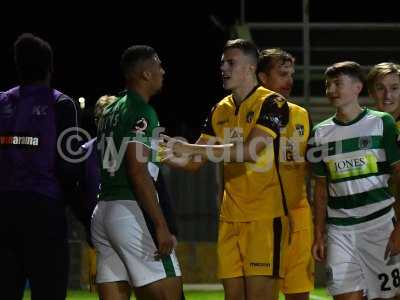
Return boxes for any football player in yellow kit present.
[162,39,290,300]
[258,48,314,300]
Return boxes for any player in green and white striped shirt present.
[367,62,400,223]
[308,61,400,300]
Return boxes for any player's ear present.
[355,81,363,94]
[258,71,267,85]
[249,63,257,74]
[142,70,152,81]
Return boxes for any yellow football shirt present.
[279,102,311,211]
[201,86,289,222]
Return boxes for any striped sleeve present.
[382,113,400,165]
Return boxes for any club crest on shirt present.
[295,124,304,136]
[132,117,148,133]
[358,136,372,150]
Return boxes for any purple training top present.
[0,85,77,199]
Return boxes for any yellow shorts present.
[217,216,289,279]
[280,207,314,294]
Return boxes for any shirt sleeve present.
[306,127,327,177]
[200,105,217,140]
[382,113,400,166]
[256,93,289,139]
[55,94,84,179]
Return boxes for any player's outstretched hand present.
[158,134,191,166]
[160,134,194,157]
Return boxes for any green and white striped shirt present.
[308,108,400,229]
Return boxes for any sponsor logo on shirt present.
[327,153,378,180]
[334,157,367,172]
[250,262,270,268]
[0,135,39,147]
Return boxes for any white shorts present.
[326,216,400,299]
[91,200,181,287]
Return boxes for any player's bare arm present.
[385,162,400,258]
[125,142,174,258]
[159,136,213,172]
[312,176,328,262]
[163,126,273,164]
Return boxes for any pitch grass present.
[23,288,331,300]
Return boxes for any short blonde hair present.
[367,62,400,94]
[94,95,117,126]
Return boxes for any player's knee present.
[223,283,245,300]
[139,276,182,300]
[161,277,182,300]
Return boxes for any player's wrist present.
[314,228,325,240]
[154,218,169,230]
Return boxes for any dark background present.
[1,0,399,140]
